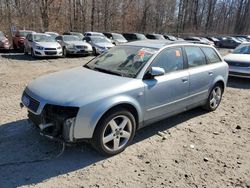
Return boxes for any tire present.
[92,109,136,156]
[203,84,223,111]
[62,47,67,57]
[24,47,28,55]
[13,42,17,50]
[92,47,97,56]
[31,48,35,57]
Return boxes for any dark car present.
[12,30,35,51]
[217,38,241,49]
[0,31,11,50]
[122,33,147,42]
[146,34,165,40]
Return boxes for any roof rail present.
[167,40,210,45]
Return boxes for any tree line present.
[0,0,250,37]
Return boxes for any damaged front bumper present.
[22,101,79,142]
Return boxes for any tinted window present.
[202,47,221,63]
[152,48,184,73]
[185,47,207,67]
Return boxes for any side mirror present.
[148,67,165,78]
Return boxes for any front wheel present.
[62,47,67,57]
[203,85,223,111]
[92,109,136,156]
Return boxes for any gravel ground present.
[0,49,249,188]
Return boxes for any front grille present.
[76,45,87,49]
[28,111,43,125]
[45,48,56,50]
[226,61,250,67]
[45,51,57,55]
[22,92,40,112]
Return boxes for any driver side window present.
[151,48,184,73]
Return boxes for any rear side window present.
[152,48,184,73]
[201,47,221,63]
[185,46,207,68]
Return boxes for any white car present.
[224,42,250,78]
[24,33,62,57]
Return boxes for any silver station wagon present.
[21,40,229,155]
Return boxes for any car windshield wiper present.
[92,67,124,77]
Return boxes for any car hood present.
[35,41,60,48]
[26,67,136,107]
[224,54,250,63]
[95,42,115,48]
[115,39,127,43]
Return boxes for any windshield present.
[136,34,146,40]
[233,44,250,54]
[71,32,84,39]
[155,34,165,39]
[85,46,158,78]
[46,33,58,39]
[112,33,126,40]
[91,37,110,43]
[63,35,80,41]
[33,34,55,42]
[19,31,32,37]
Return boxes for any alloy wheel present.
[102,115,132,152]
[209,86,222,109]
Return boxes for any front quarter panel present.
[73,84,144,139]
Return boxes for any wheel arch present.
[211,76,226,94]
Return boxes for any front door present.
[143,47,189,124]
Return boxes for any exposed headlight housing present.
[36,46,44,50]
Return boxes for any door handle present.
[208,71,213,76]
[182,77,188,83]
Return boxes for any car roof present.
[33,33,50,36]
[121,39,212,49]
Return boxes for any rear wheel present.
[203,84,223,111]
[92,109,136,156]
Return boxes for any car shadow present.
[0,53,63,61]
[227,76,250,89]
[0,108,207,187]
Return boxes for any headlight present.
[36,46,44,50]
[96,46,106,51]
[67,44,75,49]
[57,46,62,50]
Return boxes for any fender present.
[73,95,144,139]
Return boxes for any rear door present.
[184,46,212,107]
[143,47,189,123]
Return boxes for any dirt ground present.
[0,49,249,188]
